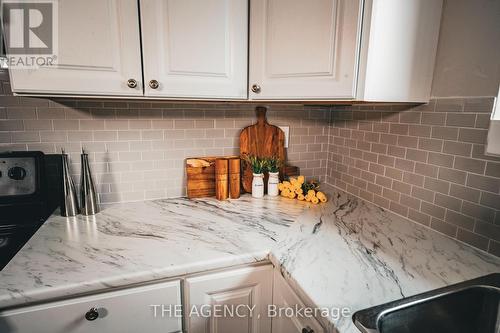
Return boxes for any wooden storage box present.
[186,156,238,198]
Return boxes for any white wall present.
[431,0,500,97]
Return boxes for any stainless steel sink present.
[353,273,500,333]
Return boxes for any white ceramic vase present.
[252,173,264,198]
[267,171,279,196]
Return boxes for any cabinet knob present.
[127,79,138,89]
[302,327,314,333]
[251,84,261,93]
[149,80,159,89]
[85,307,99,321]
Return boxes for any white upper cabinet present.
[140,0,248,99]
[3,0,442,102]
[357,0,443,102]
[6,0,143,96]
[248,0,362,100]
[248,0,443,102]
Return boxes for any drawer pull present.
[85,307,99,321]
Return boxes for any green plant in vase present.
[245,155,267,174]
[265,156,283,196]
[245,155,267,198]
[265,156,283,173]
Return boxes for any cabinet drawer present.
[0,280,182,333]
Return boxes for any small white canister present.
[267,172,279,196]
[252,173,265,198]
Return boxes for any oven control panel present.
[0,157,37,196]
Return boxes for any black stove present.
[0,224,42,270]
[0,151,61,270]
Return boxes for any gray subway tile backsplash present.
[486,162,500,178]
[328,96,500,257]
[0,70,330,206]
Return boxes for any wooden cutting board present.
[239,106,286,193]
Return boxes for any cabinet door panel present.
[141,0,248,99]
[6,0,143,96]
[272,270,324,333]
[185,265,273,333]
[0,280,182,333]
[249,0,362,100]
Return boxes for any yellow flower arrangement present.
[316,191,328,203]
[277,176,327,205]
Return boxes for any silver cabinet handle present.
[149,80,159,89]
[127,79,138,88]
[85,307,99,321]
[251,84,261,93]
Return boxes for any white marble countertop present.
[0,190,499,333]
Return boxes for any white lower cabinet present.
[0,280,182,333]
[185,264,273,333]
[0,264,324,333]
[184,264,324,333]
[272,270,324,333]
